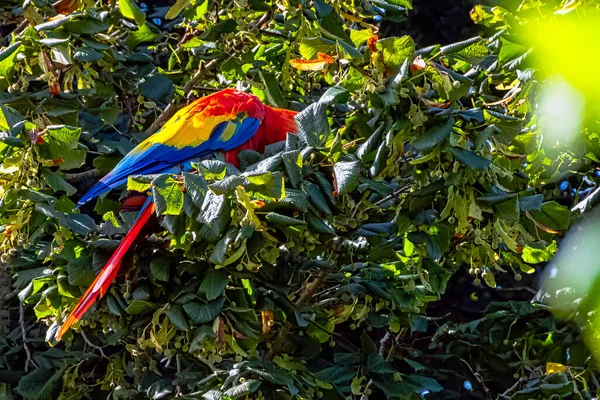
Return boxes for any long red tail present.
[57,200,156,340]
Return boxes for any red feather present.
[57,201,156,340]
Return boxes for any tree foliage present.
[1,0,600,399]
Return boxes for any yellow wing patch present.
[144,107,236,149]
[220,120,239,142]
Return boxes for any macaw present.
[57,88,298,340]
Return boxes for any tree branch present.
[297,270,328,306]
[360,332,395,400]
[146,59,220,136]
[267,270,329,359]
[62,169,102,183]
[19,302,33,372]
[80,330,106,358]
[374,183,411,207]
[0,263,11,338]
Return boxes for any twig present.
[175,354,182,396]
[494,286,537,295]
[147,59,220,136]
[374,184,411,207]
[19,302,33,372]
[459,358,492,400]
[267,270,329,359]
[183,59,219,97]
[62,169,102,182]
[3,288,19,301]
[360,332,395,400]
[80,330,106,358]
[297,270,328,306]
[0,263,11,339]
[250,12,270,30]
[13,20,29,35]
[197,354,216,372]
[500,377,524,398]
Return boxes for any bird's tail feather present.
[57,198,156,340]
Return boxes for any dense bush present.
[1,0,600,399]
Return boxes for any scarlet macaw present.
[57,88,298,340]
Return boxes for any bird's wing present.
[77,90,265,207]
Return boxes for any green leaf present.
[528,201,570,231]
[299,37,336,60]
[127,23,159,48]
[448,147,491,170]
[183,297,226,324]
[139,73,174,103]
[315,366,356,384]
[386,0,412,9]
[484,109,524,145]
[440,36,482,55]
[127,175,152,192]
[408,375,443,393]
[278,189,309,212]
[183,172,208,207]
[412,118,454,153]
[305,183,332,214]
[166,0,192,19]
[166,305,190,331]
[126,300,157,315]
[223,380,262,399]
[522,245,555,264]
[119,0,146,25]
[17,366,66,400]
[318,86,350,105]
[65,214,97,235]
[306,212,336,235]
[265,212,306,226]
[0,42,23,81]
[518,194,543,212]
[199,160,227,180]
[200,19,237,41]
[42,170,77,196]
[198,191,231,242]
[333,161,361,194]
[498,37,528,67]
[296,102,330,147]
[368,353,396,374]
[73,47,103,62]
[372,376,417,398]
[150,257,170,282]
[199,269,230,301]
[376,36,415,73]
[210,175,245,195]
[494,195,520,221]
[258,70,287,108]
[42,125,85,170]
[190,325,215,352]
[106,294,125,316]
[64,18,109,35]
[282,150,302,189]
[152,175,184,215]
[360,330,378,354]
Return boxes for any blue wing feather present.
[77,117,260,208]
